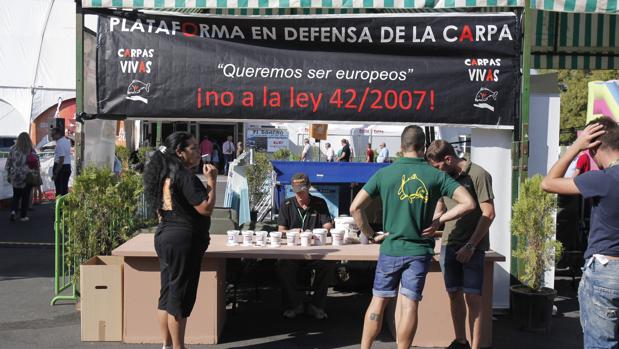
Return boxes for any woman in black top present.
[143,132,217,349]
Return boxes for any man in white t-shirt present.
[51,127,72,196]
[301,138,312,161]
[324,142,335,162]
[222,135,236,175]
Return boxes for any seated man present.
[277,173,335,320]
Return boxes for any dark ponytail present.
[143,131,194,212]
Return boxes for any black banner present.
[96,12,521,127]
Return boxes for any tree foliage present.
[558,70,619,145]
[511,175,562,291]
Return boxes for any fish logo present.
[126,80,150,104]
[473,87,498,112]
[398,173,429,204]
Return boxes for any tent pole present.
[75,1,84,174]
[519,0,532,186]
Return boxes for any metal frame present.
[51,195,79,305]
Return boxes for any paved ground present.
[0,198,583,349]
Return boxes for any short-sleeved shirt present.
[161,167,211,234]
[340,145,351,162]
[377,148,389,163]
[366,148,374,162]
[301,144,311,161]
[54,137,72,165]
[200,139,213,155]
[441,161,494,250]
[278,195,332,231]
[574,166,619,259]
[576,153,591,174]
[362,157,461,257]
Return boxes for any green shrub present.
[511,175,563,291]
[245,152,273,210]
[64,167,153,285]
[272,148,291,160]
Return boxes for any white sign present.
[247,128,288,138]
[267,138,289,152]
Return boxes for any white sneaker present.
[20,217,30,222]
[306,304,328,320]
[282,304,304,319]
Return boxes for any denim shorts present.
[578,257,619,349]
[440,244,484,295]
[372,253,431,301]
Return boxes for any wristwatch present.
[464,242,475,251]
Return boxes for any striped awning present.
[531,10,618,68]
[82,0,618,14]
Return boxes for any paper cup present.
[313,229,327,246]
[330,228,345,246]
[269,231,282,247]
[300,232,313,247]
[286,231,299,246]
[241,230,254,246]
[254,231,268,247]
[226,230,240,246]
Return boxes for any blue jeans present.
[372,253,431,301]
[440,244,485,295]
[579,257,619,349]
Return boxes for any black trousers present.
[53,164,71,196]
[277,260,336,310]
[11,185,32,218]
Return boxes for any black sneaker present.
[447,339,471,349]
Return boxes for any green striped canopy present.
[82,0,618,14]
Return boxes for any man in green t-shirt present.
[426,140,496,349]
[350,126,475,349]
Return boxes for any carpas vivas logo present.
[473,87,498,112]
[126,80,151,104]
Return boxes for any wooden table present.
[112,233,504,346]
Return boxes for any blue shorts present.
[440,244,484,295]
[372,253,431,301]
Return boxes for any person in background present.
[113,153,122,176]
[301,138,312,161]
[51,127,72,197]
[5,132,35,222]
[366,143,374,163]
[541,118,619,349]
[236,141,244,158]
[143,131,217,349]
[426,140,496,349]
[350,125,475,349]
[376,142,390,163]
[324,142,335,162]
[222,136,235,175]
[27,145,43,208]
[574,151,592,176]
[277,173,335,320]
[337,139,351,162]
[199,135,213,164]
[211,142,221,174]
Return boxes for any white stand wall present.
[471,128,513,309]
[528,73,561,289]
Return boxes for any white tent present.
[0,0,76,136]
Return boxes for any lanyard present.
[296,207,308,230]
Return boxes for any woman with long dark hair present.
[5,132,34,222]
[143,131,217,349]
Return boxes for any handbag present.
[26,171,43,186]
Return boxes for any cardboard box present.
[80,256,123,341]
